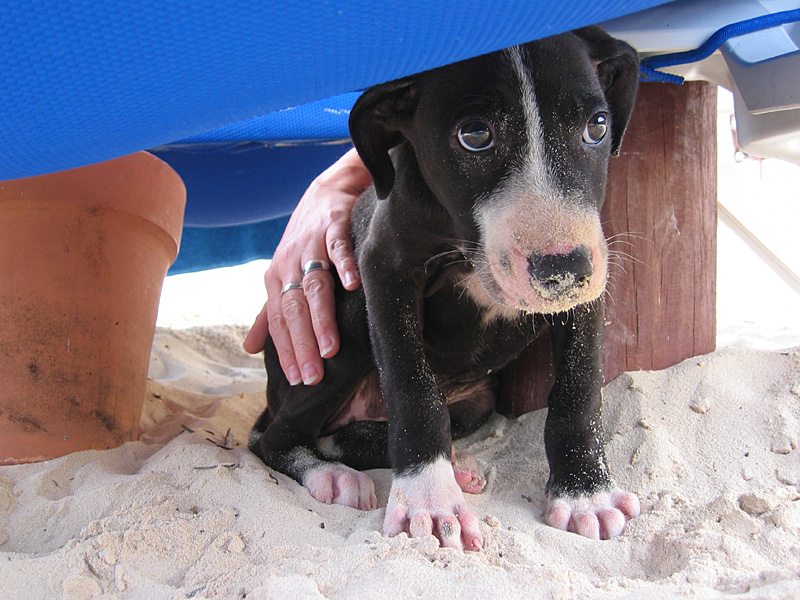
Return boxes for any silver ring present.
[302,259,330,278]
[280,282,303,296]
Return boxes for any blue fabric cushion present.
[2,1,668,180]
[2,1,671,272]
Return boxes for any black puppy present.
[250,27,641,551]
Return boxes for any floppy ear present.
[573,27,639,156]
[348,77,419,199]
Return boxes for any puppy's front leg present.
[543,300,640,539]
[361,263,483,551]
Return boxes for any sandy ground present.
[1,326,799,599]
[2,89,800,599]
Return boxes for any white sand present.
[2,324,799,599]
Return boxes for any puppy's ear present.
[349,77,419,199]
[573,27,639,156]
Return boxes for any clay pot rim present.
[0,152,186,249]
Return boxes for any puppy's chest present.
[421,272,534,374]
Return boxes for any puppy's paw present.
[302,463,377,511]
[450,446,487,494]
[545,488,640,539]
[384,457,483,551]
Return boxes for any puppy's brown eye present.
[458,121,494,152]
[583,112,608,145]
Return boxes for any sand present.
[2,324,800,599]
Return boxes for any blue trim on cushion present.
[640,8,800,83]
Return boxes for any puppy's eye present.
[583,112,608,145]
[457,121,494,152]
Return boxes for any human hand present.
[243,148,371,386]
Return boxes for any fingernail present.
[319,336,334,358]
[287,366,302,386]
[301,364,320,386]
[344,270,358,288]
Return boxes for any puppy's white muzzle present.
[476,195,608,314]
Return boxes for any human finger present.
[243,300,270,354]
[302,260,339,359]
[276,279,324,386]
[263,257,317,386]
[264,272,303,385]
[326,218,360,291]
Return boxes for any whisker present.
[605,230,647,241]
[604,287,616,308]
[607,239,636,249]
[608,249,646,268]
[423,248,464,272]
[608,262,629,277]
[605,233,653,249]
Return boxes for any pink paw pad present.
[303,463,377,511]
[545,488,640,540]
[384,457,484,551]
[450,446,487,494]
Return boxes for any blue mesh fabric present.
[2,0,669,180]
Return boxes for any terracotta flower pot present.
[0,152,185,464]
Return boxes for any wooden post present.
[499,81,718,416]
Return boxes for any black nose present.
[528,246,594,299]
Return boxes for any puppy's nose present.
[528,246,593,299]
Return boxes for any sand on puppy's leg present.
[450,446,487,494]
[302,463,377,511]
